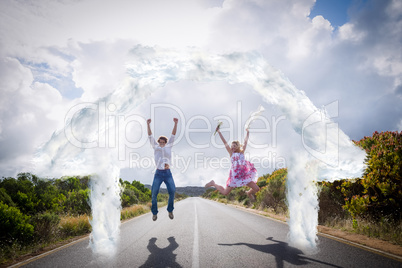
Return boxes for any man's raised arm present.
[172,118,178,135]
[147,119,152,136]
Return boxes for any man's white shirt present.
[149,134,175,170]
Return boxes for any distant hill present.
[145,185,206,197]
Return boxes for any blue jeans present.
[151,169,176,215]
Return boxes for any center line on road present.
[192,201,200,268]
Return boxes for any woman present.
[205,125,260,200]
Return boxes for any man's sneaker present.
[168,212,174,220]
[152,214,157,221]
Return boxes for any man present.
[147,117,178,221]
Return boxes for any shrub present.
[121,188,139,208]
[0,202,34,245]
[354,131,402,221]
[65,189,90,215]
[157,193,169,202]
[256,168,287,213]
[257,174,269,188]
[0,188,15,207]
[31,212,60,243]
[317,181,348,224]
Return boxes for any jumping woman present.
[205,125,260,200]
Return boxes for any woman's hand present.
[215,121,223,134]
[147,119,151,125]
[173,118,178,124]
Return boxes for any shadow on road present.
[219,237,341,268]
[139,236,182,268]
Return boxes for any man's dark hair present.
[158,136,168,143]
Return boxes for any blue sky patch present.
[309,0,353,27]
[18,57,83,99]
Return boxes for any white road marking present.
[192,201,200,268]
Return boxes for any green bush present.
[120,180,151,207]
[121,188,139,207]
[0,188,15,207]
[317,181,348,224]
[256,168,287,213]
[65,189,90,215]
[353,131,402,221]
[0,175,154,265]
[256,173,269,188]
[0,202,34,245]
[157,193,169,202]
[31,212,60,242]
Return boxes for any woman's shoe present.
[246,190,255,201]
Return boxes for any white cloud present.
[0,0,401,182]
[0,57,68,174]
[287,15,333,59]
[398,119,402,131]
[338,23,366,42]
[70,40,135,102]
[1,0,217,50]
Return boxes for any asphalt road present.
[14,197,401,267]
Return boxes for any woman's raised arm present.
[217,128,231,155]
[243,128,250,152]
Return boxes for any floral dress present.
[226,152,258,187]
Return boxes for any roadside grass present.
[59,214,92,237]
[322,216,402,245]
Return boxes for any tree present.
[0,174,38,215]
[0,188,15,207]
[34,179,62,213]
[120,180,151,207]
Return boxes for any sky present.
[0,0,401,187]
[309,0,354,27]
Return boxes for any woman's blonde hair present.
[232,141,243,153]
